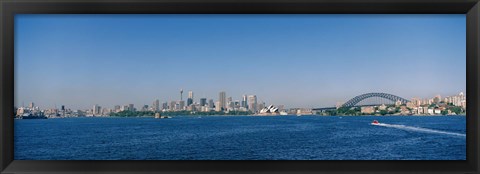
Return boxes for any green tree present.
[380,110,388,116]
[441,110,448,115]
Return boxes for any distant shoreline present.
[18,115,467,119]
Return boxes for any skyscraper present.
[227,97,233,110]
[208,99,214,109]
[179,100,185,110]
[215,101,222,112]
[128,104,135,112]
[180,89,184,101]
[187,91,194,106]
[162,102,168,110]
[93,104,101,115]
[219,91,226,111]
[28,102,34,109]
[153,99,160,111]
[242,95,248,109]
[169,101,176,111]
[188,91,194,99]
[248,95,257,113]
[200,98,207,106]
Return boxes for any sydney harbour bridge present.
[313,92,410,111]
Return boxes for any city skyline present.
[15,90,466,112]
[15,14,466,109]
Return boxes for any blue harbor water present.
[14,116,466,160]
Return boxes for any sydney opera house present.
[258,105,286,116]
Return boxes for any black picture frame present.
[1,0,479,174]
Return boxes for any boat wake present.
[371,123,466,137]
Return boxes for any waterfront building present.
[121,105,129,112]
[406,102,415,109]
[16,107,26,116]
[434,108,442,114]
[61,105,66,117]
[187,98,193,106]
[215,101,222,112]
[400,106,409,115]
[423,107,429,114]
[141,105,149,112]
[361,106,374,114]
[28,102,34,109]
[242,95,248,109]
[114,105,121,113]
[208,99,214,109]
[169,101,176,111]
[187,105,197,111]
[179,101,185,110]
[227,97,233,111]
[162,102,168,110]
[153,99,160,111]
[102,108,110,116]
[248,95,257,113]
[395,100,402,106]
[201,106,209,112]
[433,95,442,103]
[411,97,421,107]
[93,104,101,115]
[180,89,183,101]
[234,101,240,110]
[128,104,135,112]
[427,108,434,115]
[219,91,226,111]
[187,91,194,106]
[417,107,424,114]
[200,98,207,106]
[188,91,194,99]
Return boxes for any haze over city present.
[15,14,465,110]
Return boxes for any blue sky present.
[15,14,466,109]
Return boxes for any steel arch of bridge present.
[342,93,410,107]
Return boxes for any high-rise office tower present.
[179,101,185,110]
[61,105,66,117]
[114,105,121,112]
[93,104,101,115]
[242,95,248,109]
[248,95,257,113]
[187,91,194,106]
[162,102,168,110]
[188,91,194,99]
[227,97,233,110]
[121,105,129,111]
[153,99,160,111]
[219,91,226,111]
[169,101,176,111]
[180,89,184,101]
[215,101,222,112]
[208,99,214,109]
[29,102,34,109]
[128,104,135,112]
[200,98,207,106]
